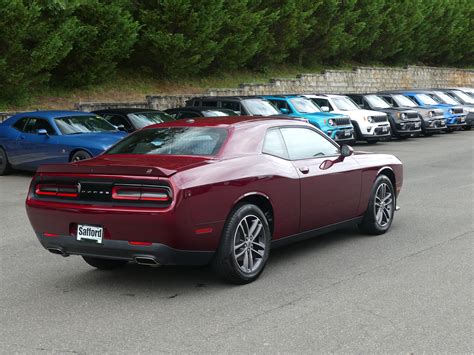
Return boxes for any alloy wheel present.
[233,214,267,274]
[374,183,393,227]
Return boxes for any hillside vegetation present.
[0,0,473,108]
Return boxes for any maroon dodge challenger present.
[26,116,403,284]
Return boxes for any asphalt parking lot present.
[0,131,473,353]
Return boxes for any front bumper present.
[394,121,422,136]
[422,118,446,132]
[36,233,214,265]
[362,125,391,140]
[331,128,354,142]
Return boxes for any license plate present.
[415,122,420,128]
[344,130,351,137]
[77,224,103,244]
[382,127,388,132]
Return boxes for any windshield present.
[127,112,175,129]
[365,95,391,109]
[452,90,474,104]
[202,109,237,117]
[332,97,360,111]
[55,115,117,135]
[416,94,439,106]
[393,94,418,107]
[243,99,280,116]
[106,127,227,156]
[289,98,321,113]
[433,92,459,105]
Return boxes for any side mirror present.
[37,129,48,136]
[340,144,354,158]
[321,106,330,112]
[279,108,290,114]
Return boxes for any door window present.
[23,118,56,135]
[312,98,333,111]
[221,101,241,112]
[280,127,339,160]
[12,117,29,132]
[105,115,132,131]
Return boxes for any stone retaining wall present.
[73,65,474,111]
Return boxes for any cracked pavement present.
[1,131,473,353]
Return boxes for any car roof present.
[10,110,95,119]
[92,108,164,114]
[304,94,348,98]
[166,107,235,113]
[143,116,303,130]
[188,96,266,101]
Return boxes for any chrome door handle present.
[299,167,309,174]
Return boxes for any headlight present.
[449,109,454,114]
[328,119,335,126]
[366,116,374,123]
[399,113,407,120]
[428,111,434,118]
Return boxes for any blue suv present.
[393,91,466,132]
[262,96,355,142]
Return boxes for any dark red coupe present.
[26,117,403,284]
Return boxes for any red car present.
[26,117,403,284]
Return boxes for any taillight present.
[112,185,170,202]
[35,184,79,198]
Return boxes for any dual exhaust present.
[47,248,160,267]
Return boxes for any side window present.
[382,96,396,106]
[203,101,218,107]
[262,129,288,159]
[270,100,291,112]
[12,117,29,132]
[313,98,333,111]
[221,101,240,113]
[179,111,201,119]
[350,96,363,106]
[24,118,56,135]
[280,127,339,160]
[106,115,132,130]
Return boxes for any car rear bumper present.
[36,233,214,265]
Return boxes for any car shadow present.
[50,225,367,295]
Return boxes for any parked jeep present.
[386,91,466,132]
[186,96,283,117]
[377,93,446,135]
[426,89,473,130]
[303,94,391,143]
[261,96,354,143]
[347,94,422,139]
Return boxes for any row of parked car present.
[0,87,473,175]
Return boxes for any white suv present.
[304,94,391,143]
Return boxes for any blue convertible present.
[0,111,127,175]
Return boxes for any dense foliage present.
[0,0,472,103]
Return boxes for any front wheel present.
[82,256,128,270]
[212,204,271,284]
[70,150,92,162]
[359,175,396,235]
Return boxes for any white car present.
[303,94,391,143]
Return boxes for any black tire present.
[423,132,434,137]
[70,150,92,162]
[82,256,128,270]
[0,147,12,176]
[212,204,271,284]
[366,139,378,144]
[359,175,396,235]
[463,125,472,131]
[445,128,454,133]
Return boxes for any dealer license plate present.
[382,127,388,133]
[344,130,351,137]
[77,224,103,244]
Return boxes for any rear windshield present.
[106,127,228,156]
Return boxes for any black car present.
[377,93,446,135]
[347,94,422,138]
[93,108,175,133]
[185,96,283,116]
[165,107,238,119]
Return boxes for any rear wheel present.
[0,147,12,176]
[359,175,395,235]
[212,204,271,284]
[82,256,128,270]
[70,150,92,162]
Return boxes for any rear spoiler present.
[36,164,176,177]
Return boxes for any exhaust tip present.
[47,247,69,257]
[134,256,160,267]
